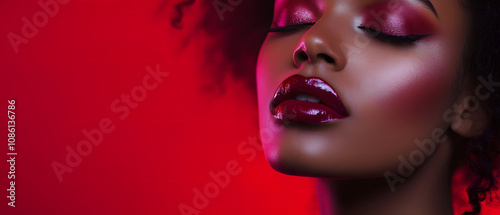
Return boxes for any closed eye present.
[268,23,315,33]
[358,26,432,44]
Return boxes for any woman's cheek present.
[256,40,284,164]
[359,44,456,125]
[256,38,293,127]
[257,35,303,102]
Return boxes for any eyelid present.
[273,4,318,29]
[359,1,437,37]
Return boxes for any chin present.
[262,140,392,179]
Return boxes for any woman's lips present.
[270,74,348,125]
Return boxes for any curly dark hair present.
[169,0,500,214]
[459,0,500,214]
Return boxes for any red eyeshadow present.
[360,1,436,36]
[273,0,324,26]
[275,5,316,26]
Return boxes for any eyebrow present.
[418,0,438,18]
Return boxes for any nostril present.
[293,50,310,67]
[297,51,308,62]
[318,53,335,64]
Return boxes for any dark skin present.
[256,0,489,214]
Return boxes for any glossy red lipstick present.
[270,75,348,125]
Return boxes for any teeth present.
[295,94,320,103]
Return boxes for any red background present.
[0,0,499,215]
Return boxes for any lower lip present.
[271,100,346,125]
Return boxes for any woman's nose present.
[292,24,347,71]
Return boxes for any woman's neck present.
[316,141,455,215]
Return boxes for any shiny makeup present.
[271,74,348,125]
[271,0,324,27]
[269,0,438,44]
[257,0,468,178]
[357,1,437,43]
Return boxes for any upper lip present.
[270,74,349,116]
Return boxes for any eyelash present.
[357,26,431,43]
[267,23,431,44]
[267,23,315,33]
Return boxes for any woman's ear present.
[450,93,490,138]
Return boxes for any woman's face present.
[256,0,469,177]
